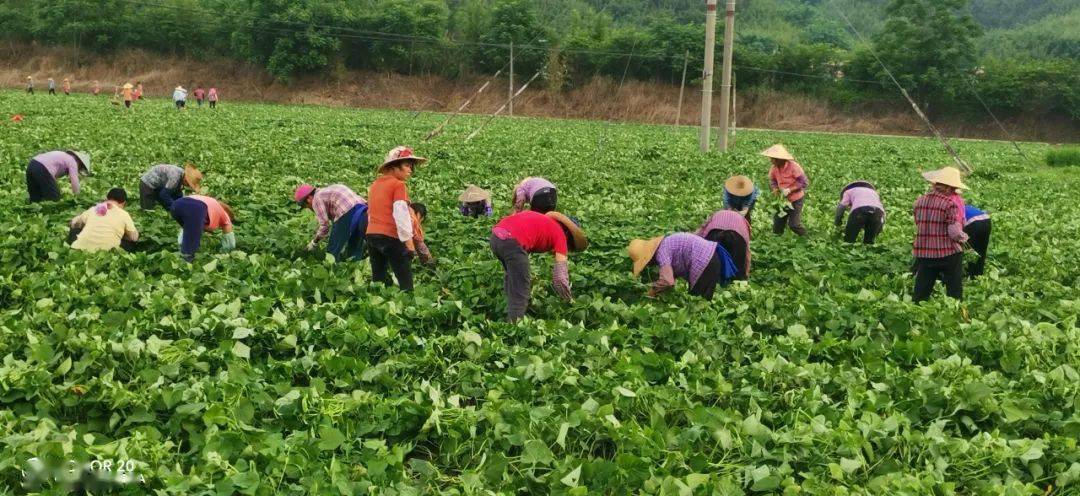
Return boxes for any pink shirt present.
[840,187,884,212]
[207,88,218,101]
[769,161,808,201]
[194,88,205,99]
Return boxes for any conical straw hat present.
[760,144,795,161]
[921,166,969,190]
[627,236,663,276]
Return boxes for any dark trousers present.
[689,254,724,300]
[139,181,182,210]
[327,205,367,262]
[490,234,531,321]
[26,160,61,202]
[171,197,208,260]
[26,87,33,94]
[197,99,204,106]
[964,219,991,278]
[913,253,964,302]
[175,100,186,109]
[124,100,132,108]
[67,227,137,252]
[49,88,56,95]
[704,229,748,280]
[366,234,413,291]
[209,101,216,108]
[529,188,557,214]
[844,206,884,244]
[773,198,807,236]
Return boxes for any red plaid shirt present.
[913,191,968,258]
[312,185,365,241]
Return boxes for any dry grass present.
[2,43,1074,142]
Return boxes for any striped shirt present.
[913,191,968,258]
[312,185,365,241]
[655,233,718,287]
[141,164,184,190]
[513,177,555,210]
[695,210,752,272]
[34,151,81,195]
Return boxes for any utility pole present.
[717,0,736,151]
[699,0,718,152]
[509,42,514,116]
[676,49,689,126]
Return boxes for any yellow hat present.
[546,212,588,252]
[922,166,969,190]
[724,175,754,196]
[760,144,795,162]
[627,236,664,276]
[183,163,203,192]
[123,83,133,89]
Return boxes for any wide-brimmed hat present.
[123,83,133,89]
[69,151,92,175]
[183,163,203,192]
[546,212,588,252]
[922,166,969,190]
[293,184,316,205]
[760,144,795,162]
[378,146,427,173]
[842,181,875,193]
[458,184,491,203]
[724,175,754,196]
[627,236,664,276]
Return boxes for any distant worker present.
[139,163,202,210]
[48,78,56,95]
[25,150,92,202]
[458,184,493,217]
[763,144,809,236]
[409,202,435,265]
[912,167,969,302]
[92,81,101,96]
[511,176,557,213]
[173,85,187,109]
[490,210,587,321]
[122,83,134,108]
[193,86,205,106]
[628,232,738,300]
[135,82,143,100]
[834,181,885,244]
[294,183,368,263]
[62,78,71,95]
[695,209,751,280]
[170,194,236,262]
[207,86,218,108]
[963,203,991,278]
[723,175,758,224]
[366,146,426,291]
[26,76,33,94]
[68,188,139,252]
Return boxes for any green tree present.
[231,0,347,83]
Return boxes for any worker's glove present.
[305,240,318,252]
[177,230,184,247]
[220,232,236,252]
[780,188,791,197]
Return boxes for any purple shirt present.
[695,210,751,272]
[513,177,555,210]
[839,187,884,212]
[655,233,718,287]
[34,151,81,195]
[311,185,365,241]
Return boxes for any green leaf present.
[560,465,582,487]
[318,426,347,451]
[520,440,553,465]
[231,341,251,359]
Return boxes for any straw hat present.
[69,151,92,175]
[546,212,588,252]
[123,83,133,89]
[724,175,754,196]
[760,144,795,162]
[378,146,426,173]
[922,166,969,190]
[627,236,664,276]
[458,184,491,203]
[183,163,203,192]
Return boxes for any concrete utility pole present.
[699,0,718,152]
[717,0,736,151]
[509,42,514,116]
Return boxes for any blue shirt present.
[724,187,759,211]
[964,205,986,219]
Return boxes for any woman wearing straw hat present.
[25,150,92,202]
[912,166,970,301]
[695,210,751,279]
[511,177,557,214]
[366,146,426,291]
[627,233,739,300]
[294,183,368,263]
[139,163,203,210]
[834,181,885,244]
[763,144,809,236]
[490,210,587,321]
[459,184,493,217]
[723,175,758,223]
[121,83,134,108]
[170,194,236,263]
[62,78,71,96]
[962,203,991,278]
[26,76,34,94]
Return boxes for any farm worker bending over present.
[963,204,991,278]
[629,233,738,300]
[68,188,139,252]
[459,184,493,217]
[26,150,92,202]
[409,203,435,265]
[695,209,751,280]
[834,181,885,244]
[170,195,236,263]
[139,163,202,210]
[912,167,969,302]
[511,177,557,214]
[723,175,758,224]
[490,210,587,321]
[366,146,426,291]
[294,184,368,263]
[173,86,188,109]
[764,144,809,236]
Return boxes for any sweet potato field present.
[0,91,1078,495]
